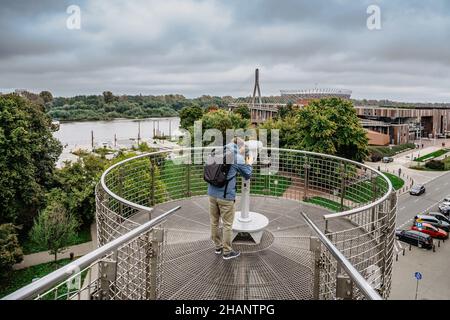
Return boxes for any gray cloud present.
[0,0,450,102]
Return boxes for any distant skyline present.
[1,1,450,102]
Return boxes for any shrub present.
[0,224,23,278]
[425,160,445,170]
[370,151,383,162]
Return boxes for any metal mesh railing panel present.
[8,147,395,300]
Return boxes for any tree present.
[52,154,108,226]
[179,105,203,129]
[296,98,368,162]
[259,115,301,149]
[29,202,78,263]
[0,94,62,229]
[102,91,115,104]
[276,102,297,119]
[20,91,45,107]
[200,109,250,137]
[0,224,23,279]
[233,104,251,120]
[39,91,53,104]
[259,98,368,162]
[206,105,219,113]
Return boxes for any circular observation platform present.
[135,196,371,300]
[96,147,396,300]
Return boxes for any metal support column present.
[98,251,118,300]
[150,162,155,216]
[310,237,321,300]
[303,160,311,201]
[148,228,164,300]
[340,162,347,211]
[186,162,191,197]
[370,173,378,233]
[336,272,353,300]
[118,167,124,217]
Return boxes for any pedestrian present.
[204,137,253,260]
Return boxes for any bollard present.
[396,254,398,261]
[70,252,74,260]
[409,244,412,251]
[433,245,436,252]
[403,248,405,256]
[438,240,441,248]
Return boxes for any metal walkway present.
[132,196,356,300]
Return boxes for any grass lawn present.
[343,176,389,204]
[369,143,416,158]
[249,174,292,197]
[381,172,405,190]
[415,149,449,162]
[21,225,92,255]
[160,160,207,200]
[0,259,72,299]
[161,160,292,199]
[304,196,349,212]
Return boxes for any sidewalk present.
[14,223,97,270]
[366,144,449,186]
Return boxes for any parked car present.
[438,196,450,215]
[438,202,450,215]
[395,229,433,249]
[382,157,394,163]
[427,212,450,225]
[410,185,426,196]
[411,223,448,239]
[415,214,450,232]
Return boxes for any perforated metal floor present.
[131,196,352,300]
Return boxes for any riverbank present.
[55,116,179,123]
[53,117,181,167]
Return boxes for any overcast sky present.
[1,0,450,102]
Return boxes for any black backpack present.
[203,148,232,197]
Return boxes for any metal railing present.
[4,147,396,300]
[301,212,382,300]
[2,206,181,300]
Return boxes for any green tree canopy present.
[29,202,78,263]
[179,105,203,129]
[102,91,115,104]
[259,115,301,149]
[200,109,251,138]
[233,105,251,120]
[298,98,368,162]
[39,91,53,104]
[276,102,297,120]
[0,224,23,278]
[0,94,62,228]
[259,98,368,162]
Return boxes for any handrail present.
[301,212,383,300]
[100,147,392,220]
[2,205,181,300]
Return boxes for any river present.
[53,117,181,166]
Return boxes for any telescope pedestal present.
[232,179,269,244]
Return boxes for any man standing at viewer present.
[207,138,253,260]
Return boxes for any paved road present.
[396,170,450,229]
[390,170,450,299]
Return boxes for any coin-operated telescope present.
[232,140,268,244]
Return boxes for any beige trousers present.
[209,196,235,254]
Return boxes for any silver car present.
[427,212,450,225]
[438,196,450,215]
